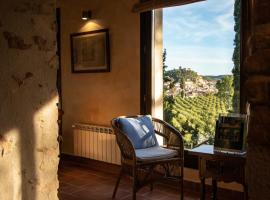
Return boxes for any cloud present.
[205,0,234,13]
[163,0,234,42]
[163,0,235,75]
[165,45,234,75]
[215,1,234,31]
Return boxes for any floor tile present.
[58,161,242,200]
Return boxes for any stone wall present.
[0,0,59,200]
[244,0,270,199]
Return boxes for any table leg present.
[200,177,205,200]
[212,179,217,200]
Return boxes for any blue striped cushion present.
[117,115,158,149]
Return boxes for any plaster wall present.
[0,0,59,200]
[57,0,140,154]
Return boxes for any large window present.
[162,0,241,149]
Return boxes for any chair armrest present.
[152,118,184,158]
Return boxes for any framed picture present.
[70,29,110,73]
[214,114,248,153]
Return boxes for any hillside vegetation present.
[164,94,227,148]
[163,0,240,149]
[163,66,234,149]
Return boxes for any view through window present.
[163,0,241,149]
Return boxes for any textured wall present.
[57,0,140,154]
[0,0,59,200]
[244,0,270,199]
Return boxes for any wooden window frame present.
[140,0,246,169]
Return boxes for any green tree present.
[163,49,174,92]
[163,49,172,92]
[163,48,168,73]
[232,0,241,112]
[163,49,175,123]
[216,76,234,110]
[164,95,174,124]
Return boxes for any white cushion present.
[135,146,178,161]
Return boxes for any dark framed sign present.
[70,29,110,73]
[214,114,248,153]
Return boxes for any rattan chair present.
[111,115,184,200]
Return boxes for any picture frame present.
[214,114,248,153]
[70,29,110,73]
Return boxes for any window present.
[162,0,241,149]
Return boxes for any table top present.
[188,145,246,158]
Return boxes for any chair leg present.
[112,167,123,199]
[132,167,137,200]
[150,183,153,191]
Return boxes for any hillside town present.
[164,76,218,97]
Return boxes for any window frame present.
[140,0,246,169]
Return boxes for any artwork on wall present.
[70,29,110,73]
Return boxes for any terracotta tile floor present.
[58,162,241,200]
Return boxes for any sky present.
[163,0,235,76]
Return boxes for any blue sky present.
[163,0,235,75]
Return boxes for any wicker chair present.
[111,115,184,200]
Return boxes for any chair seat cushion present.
[135,146,178,161]
[117,115,158,149]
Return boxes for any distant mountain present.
[203,75,231,81]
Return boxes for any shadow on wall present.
[0,92,58,199]
[0,1,59,199]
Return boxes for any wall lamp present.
[82,10,92,20]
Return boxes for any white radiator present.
[73,123,121,165]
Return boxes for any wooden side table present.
[189,145,247,200]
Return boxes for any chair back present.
[111,117,136,162]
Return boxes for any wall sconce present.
[82,10,92,20]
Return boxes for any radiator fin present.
[73,123,121,165]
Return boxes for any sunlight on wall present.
[0,128,21,200]
[10,128,22,200]
[79,20,103,32]
[33,95,59,198]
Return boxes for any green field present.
[164,94,228,149]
